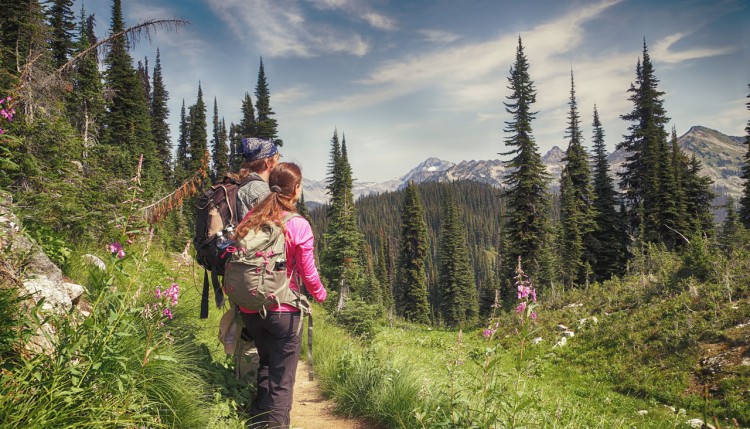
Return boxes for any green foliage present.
[396,182,431,324]
[501,37,550,279]
[739,84,750,228]
[0,285,22,358]
[253,58,280,145]
[25,225,72,268]
[151,49,172,183]
[333,297,381,341]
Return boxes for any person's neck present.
[258,170,271,182]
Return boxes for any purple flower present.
[162,308,173,319]
[483,328,496,339]
[108,242,125,258]
[531,311,537,320]
[155,286,162,299]
[516,301,527,314]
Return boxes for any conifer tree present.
[211,98,229,180]
[102,0,156,184]
[558,72,597,287]
[396,182,431,324]
[47,0,76,69]
[240,92,256,137]
[501,37,550,277]
[719,196,742,254]
[228,122,243,171]
[188,83,208,173]
[617,40,672,244]
[376,236,394,313]
[174,99,189,183]
[68,9,104,156]
[320,132,364,308]
[590,105,628,279]
[683,154,715,236]
[740,84,750,228]
[151,49,172,183]
[296,192,310,220]
[669,127,688,234]
[254,58,281,145]
[438,189,478,327]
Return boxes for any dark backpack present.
[194,176,262,318]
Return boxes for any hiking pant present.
[241,311,301,429]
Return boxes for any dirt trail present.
[291,362,382,429]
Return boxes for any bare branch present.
[665,224,690,245]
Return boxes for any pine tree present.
[239,92,256,137]
[396,182,431,324]
[188,83,208,174]
[501,37,550,279]
[228,122,243,171]
[590,105,628,280]
[47,0,76,69]
[254,58,281,145]
[68,8,104,157]
[558,72,597,287]
[102,0,156,184]
[683,154,715,237]
[151,49,172,183]
[174,99,189,183]
[740,84,750,228]
[211,98,229,180]
[719,196,742,254]
[320,132,364,308]
[617,40,672,244]
[438,189,478,327]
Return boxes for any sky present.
[77,0,750,183]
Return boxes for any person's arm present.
[287,217,327,302]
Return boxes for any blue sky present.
[78,0,750,182]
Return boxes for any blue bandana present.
[242,137,279,160]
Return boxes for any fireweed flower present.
[162,308,173,319]
[108,242,125,259]
[483,328,496,339]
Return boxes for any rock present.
[531,337,543,345]
[562,330,575,338]
[563,303,583,309]
[741,358,750,366]
[554,336,567,348]
[24,276,74,313]
[637,410,648,416]
[62,282,85,303]
[686,418,704,428]
[556,324,569,331]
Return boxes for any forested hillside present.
[311,180,506,317]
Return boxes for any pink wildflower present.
[516,301,527,314]
[162,308,173,319]
[483,328,495,339]
[531,311,537,320]
[155,286,162,299]
[108,242,125,259]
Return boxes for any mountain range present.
[301,126,747,206]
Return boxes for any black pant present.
[241,311,301,429]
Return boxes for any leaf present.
[151,354,176,362]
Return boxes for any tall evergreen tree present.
[68,8,104,157]
[438,189,478,327]
[396,181,431,324]
[683,154,715,236]
[47,0,76,69]
[320,132,364,308]
[211,98,229,180]
[174,99,189,183]
[254,58,281,145]
[187,83,208,173]
[239,92,256,137]
[150,48,172,183]
[740,84,750,228]
[590,105,628,280]
[558,72,597,287]
[617,40,673,244]
[102,0,157,185]
[501,37,550,278]
[228,122,243,171]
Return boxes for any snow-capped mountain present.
[302,126,746,206]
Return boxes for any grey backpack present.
[222,213,310,317]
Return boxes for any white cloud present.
[274,85,312,106]
[652,32,735,64]
[206,0,369,57]
[362,12,396,31]
[418,29,461,44]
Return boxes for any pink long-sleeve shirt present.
[238,213,327,313]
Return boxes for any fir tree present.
[254,58,281,145]
[501,37,550,278]
[211,98,229,180]
[239,92,256,137]
[438,189,478,327]
[320,132,364,308]
[174,99,189,183]
[396,181,431,324]
[740,84,750,228]
[719,196,742,254]
[558,71,597,287]
[617,40,672,244]
[102,0,156,184]
[683,154,715,237]
[47,0,76,69]
[68,8,104,157]
[151,49,172,183]
[590,105,628,279]
[188,83,208,174]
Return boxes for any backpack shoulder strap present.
[281,212,301,224]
